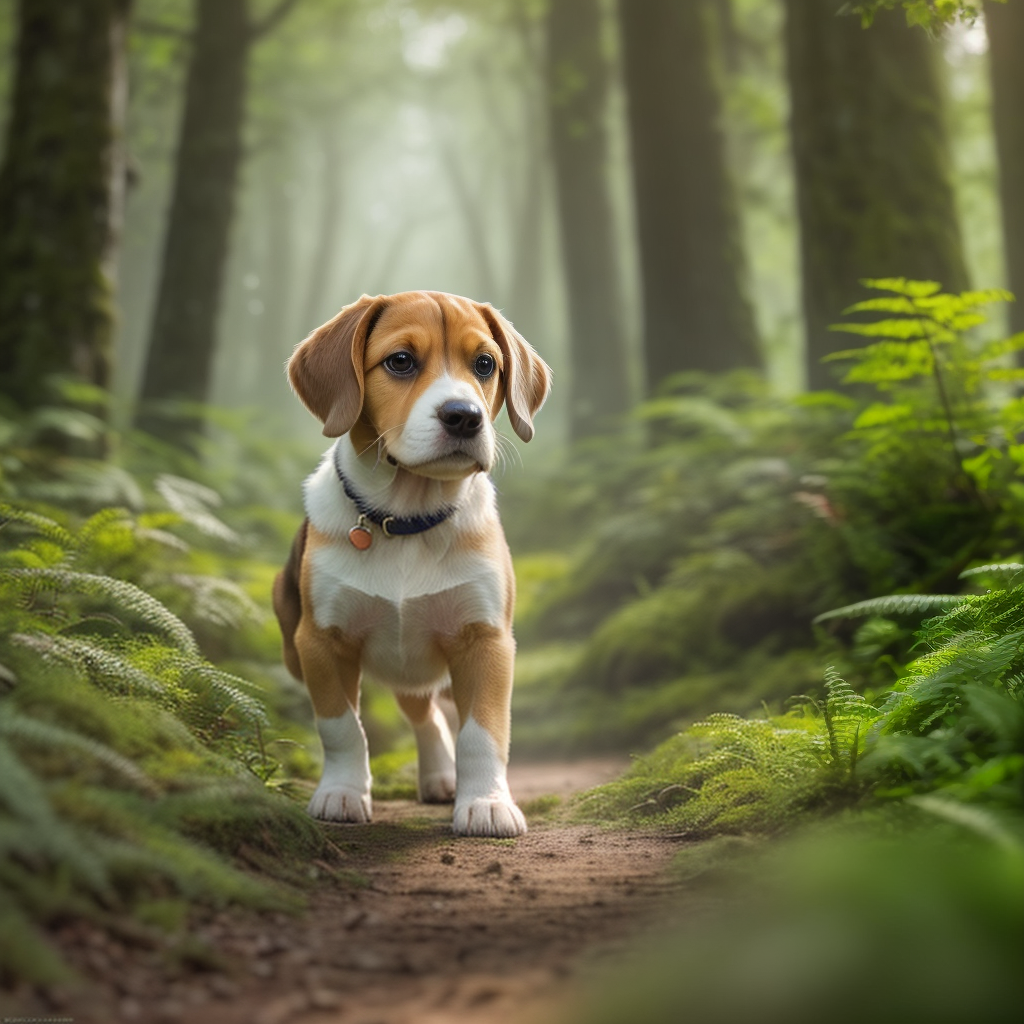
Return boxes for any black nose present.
[437,399,483,438]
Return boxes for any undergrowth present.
[507,280,1024,751]
[0,405,335,987]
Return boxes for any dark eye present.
[383,351,416,376]
[474,354,496,379]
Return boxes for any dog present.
[273,291,551,837]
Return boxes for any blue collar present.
[333,449,457,538]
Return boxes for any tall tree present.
[983,0,1024,345]
[784,1,969,389]
[0,0,132,413]
[547,0,630,439]
[617,0,759,395]
[301,128,344,335]
[136,0,297,443]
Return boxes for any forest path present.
[176,757,681,1024]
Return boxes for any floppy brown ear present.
[475,304,552,443]
[287,294,388,437]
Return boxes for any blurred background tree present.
[547,0,629,438]
[135,0,299,444]
[784,0,969,388]
[0,0,132,419]
[618,0,761,390]
[983,0,1023,343]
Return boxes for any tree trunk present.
[257,150,295,406]
[984,0,1024,346]
[0,0,131,413]
[300,128,344,336]
[784,1,969,389]
[507,9,547,345]
[617,0,760,395]
[547,0,630,439]
[136,0,248,441]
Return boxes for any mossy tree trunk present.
[784,1,969,389]
[0,0,132,413]
[136,0,297,443]
[617,0,760,394]
[135,0,249,442]
[547,0,630,439]
[984,0,1024,347]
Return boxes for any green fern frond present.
[177,663,269,726]
[814,594,968,623]
[0,740,109,894]
[11,632,169,698]
[959,563,1024,581]
[75,506,134,552]
[858,277,942,298]
[0,707,157,795]
[0,504,74,549]
[2,568,198,655]
[154,475,239,544]
[165,573,263,629]
[829,317,939,341]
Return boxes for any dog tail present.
[272,517,308,681]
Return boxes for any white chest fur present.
[303,445,507,692]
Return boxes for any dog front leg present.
[443,624,527,837]
[296,622,372,823]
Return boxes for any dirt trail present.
[39,760,683,1024]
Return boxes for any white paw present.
[419,770,457,804]
[307,785,372,823]
[453,796,527,837]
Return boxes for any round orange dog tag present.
[348,525,372,550]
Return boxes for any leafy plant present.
[507,283,1023,752]
[843,1,1002,30]
[573,672,875,837]
[0,498,326,986]
[580,563,1024,836]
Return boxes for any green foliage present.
[844,1,1003,30]
[574,711,820,837]
[814,592,968,621]
[575,814,1023,1024]
[580,573,1024,836]
[863,582,1024,802]
[508,284,1023,752]
[576,668,883,836]
[0,450,326,984]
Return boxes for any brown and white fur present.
[273,291,551,837]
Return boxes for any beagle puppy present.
[273,291,551,837]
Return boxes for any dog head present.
[287,291,551,479]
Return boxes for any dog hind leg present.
[397,691,457,803]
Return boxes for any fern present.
[154,474,239,544]
[959,563,1024,582]
[0,488,319,987]
[814,593,968,623]
[11,633,169,698]
[575,711,823,836]
[0,504,75,548]
[2,567,199,655]
[0,706,157,795]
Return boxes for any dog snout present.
[437,399,483,439]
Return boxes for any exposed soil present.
[9,759,684,1024]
